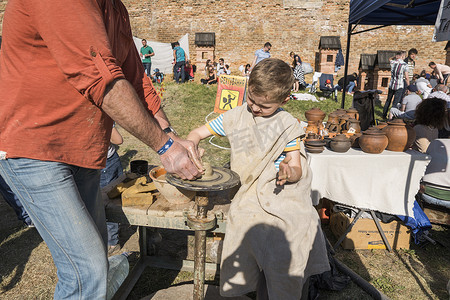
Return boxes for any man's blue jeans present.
[0,158,108,299]
[143,62,152,77]
[383,88,404,119]
[0,174,32,225]
[174,61,185,83]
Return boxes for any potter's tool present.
[166,163,239,300]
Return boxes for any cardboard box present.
[330,212,411,250]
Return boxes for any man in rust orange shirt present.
[0,0,202,298]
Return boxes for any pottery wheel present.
[166,167,240,192]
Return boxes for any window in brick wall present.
[382,78,389,87]
[327,55,333,62]
[202,52,208,59]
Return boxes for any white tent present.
[133,34,190,75]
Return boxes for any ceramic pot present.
[330,134,351,153]
[346,108,359,120]
[358,127,388,154]
[327,113,340,124]
[335,109,347,117]
[305,108,326,123]
[149,166,195,204]
[350,132,362,148]
[305,121,319,134]
[376,122,388,129]
[347,118,361,133]
[339,115,350,132]
[382,119,416,152]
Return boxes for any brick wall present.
[0,0,447,75]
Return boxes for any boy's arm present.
[277,150,302,186]
[187,125,214,145]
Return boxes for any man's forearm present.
[102,79,168,151]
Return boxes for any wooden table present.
[103,174,234,300]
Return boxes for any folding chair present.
[319,73,337,101]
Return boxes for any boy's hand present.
[277,156,292,186]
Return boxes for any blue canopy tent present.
[342,0,441,108]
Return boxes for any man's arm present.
[102,79,201,179]
[173,49,177,63]
[400,104,407,112]
[250,55,258,71]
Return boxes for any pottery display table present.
[103,174,234,300]
[306,147,430,250]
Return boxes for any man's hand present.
[160,141,202,180]
[172,136,204,172]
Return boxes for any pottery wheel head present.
[165,166,240,192]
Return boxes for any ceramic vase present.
[359,127,388,154]
[382,119,416,152]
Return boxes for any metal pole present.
[341,21,352,109]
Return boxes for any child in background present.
[224,64,231,75]
[187,58,329,299]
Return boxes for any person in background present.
[224,64,231,75]
[140,39,154,77]
[291,51,305,92]
[383,51,409,119]
[429,61,450,85]
[412,97,447,153]
[388,84,422,120]
[416,70,433,98]
[336,72,358,95]
[428,84,450,101]
[0,175,34,227]
[172,41,186,83]
[250,42,271,70]
[184,60,195,81]
[289,51,302,66]
[404,48,418,82]
[101,126,124,255]
[217,58,226,75]
[201,66,217,84]
[242,63,251,76]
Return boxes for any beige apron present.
[220,104,330,299]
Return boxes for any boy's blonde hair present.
[248,58,294,103]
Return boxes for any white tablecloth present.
[307,148,430,217]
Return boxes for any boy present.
[187,58,330,299]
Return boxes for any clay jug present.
[359,127,388,154]
[382,119,416,152]
[330,134,351,153]
[305,108,326,123]
[346,108,359,120]
[346,118,361,134]
[335,109,347,117]
[327,113,340,124]
[305,121,319,134]
[339,115,350,132]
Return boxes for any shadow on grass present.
[0,200,42,293]
[409,226,450,299]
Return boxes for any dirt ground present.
[1,125,449,299]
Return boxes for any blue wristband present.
[157,138,174,155]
